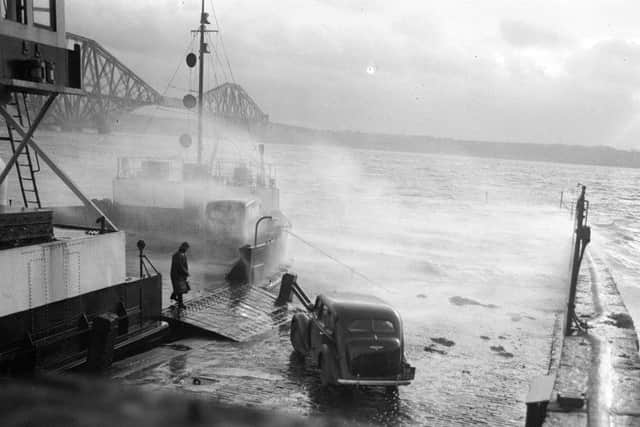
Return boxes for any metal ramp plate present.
[160,284,290,342]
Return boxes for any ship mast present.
[193,0,216,165]
[197,0,206,164]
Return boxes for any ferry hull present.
[0,274,163,373]
[102,203,289,284]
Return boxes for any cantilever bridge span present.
[31,32,267,131]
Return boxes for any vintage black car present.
[289,292,416,388]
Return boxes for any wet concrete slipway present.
[542,248,640,426]
[49,133,578,426]
[3,130,616,425]
[110,231,567,427]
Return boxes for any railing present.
[116,157,183,181]
[116,156,278,189]
[209,158,277,189]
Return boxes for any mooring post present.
[87,313,118,372]
[275,273,296,305]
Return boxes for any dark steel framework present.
[33,32,163,130]
[27,33,267,130]
[1,92,42,208]
[203,82,268,124]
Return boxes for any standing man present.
[170,242,190,309]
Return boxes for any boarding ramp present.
[160,283,290,342]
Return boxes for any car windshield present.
[347,319,396,334]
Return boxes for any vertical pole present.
[197,0,205,165]
[565,185,586,335]
[560,191,563,208]
[137,240,146,278]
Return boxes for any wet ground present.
[109,202,571,426]
[110,249,564,426]
[1,131,577,425]
[109,317,558,426]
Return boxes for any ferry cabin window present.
[33,0,55,30]
[3,0,28,23]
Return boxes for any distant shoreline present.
[256,122,640,169]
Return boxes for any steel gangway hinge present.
[0,92,42,208]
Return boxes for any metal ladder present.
[1,92,42,208]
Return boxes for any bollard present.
[86,313,119,372]
[275,273,296,305]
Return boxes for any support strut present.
[0,91,118,231]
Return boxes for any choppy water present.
[4,130,639,425]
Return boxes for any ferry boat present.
[102,0,289,286]
[0,0,164,373]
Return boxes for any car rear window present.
[347,319,396,334]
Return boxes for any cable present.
[285,229,397,295]
[141,34,198,134]
[212,37,229,83]
[209,0,236,83]
[165,33,198,98]
[205,31,221,88]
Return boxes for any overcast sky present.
[66,1,640,148]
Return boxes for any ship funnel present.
[0,157,8,207]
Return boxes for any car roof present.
[318,293,400,320]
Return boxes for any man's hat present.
[179,241,190,251]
